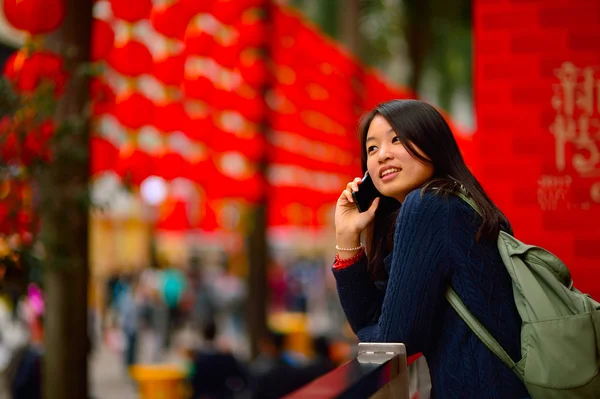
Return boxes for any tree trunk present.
[42,1,93,398]
[246,0,273,359]
[404,0,432,94]
[247,203,268,358]
[317,0,338,39]
[340,0,361,57]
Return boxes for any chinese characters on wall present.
[539,62,600,210]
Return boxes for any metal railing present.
[284,343,409,399]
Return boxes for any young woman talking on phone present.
[333,100,529,398]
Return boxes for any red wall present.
[474,0,600,298]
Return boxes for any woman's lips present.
[380,169,400,182]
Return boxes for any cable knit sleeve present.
[335,190,452,355]
[332,253,386,334]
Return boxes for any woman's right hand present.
[335,177,380,239]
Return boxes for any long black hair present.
[360,99,511,281]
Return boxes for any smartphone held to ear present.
[352,173,381,213]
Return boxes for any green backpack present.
[446,193,600,398]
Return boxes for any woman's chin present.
[379,188,404,201]
[379,185,414,202]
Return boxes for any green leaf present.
[0,78,21,118]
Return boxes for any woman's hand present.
[335,177,380,242]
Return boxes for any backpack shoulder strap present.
[454,190,481,216]
[445,287,520,375]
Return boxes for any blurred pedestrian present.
[305,336,335,376]
[160,267,187,349]
[118,277,141,369]
[189,319,249,399]
[0,296,41,399]
[251,330,312,399]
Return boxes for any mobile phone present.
[352,172,381,213]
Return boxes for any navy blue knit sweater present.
[333,190,530,398]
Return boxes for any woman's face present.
[365,115,434,202]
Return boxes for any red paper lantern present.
[197,199,217,231]
[272,6,302,39]
[239,49,267,87]
[156,152,187,181]
[90,137,118,176]
[238,96,265,123]
[157,199,191,231]
[153,52,186,86]
[239,62,267,88]
[184,19,217,56]
[16,208,36,238]
[181,155,211,183]
[235,10,267,48]
[153,102,190,133]
[184,30,216,57]
[115,148,155,186]
[269,112,301,133]
[2,52,33,89]
[212,0,264,26]
[0,180,39,238]
[230,87,265,122]
[210,89,236,110]
[2,0,65,35]
[89,78,116,116]
[212,0,245,25]
[0,116,19,162]
[0,203,10,235]
[3,50,68,96]
[207,128,264,162]
[212,41,240,69]
[179,0,213,18]
[150,2,192,40]
[185,115,213,142]
[114,93,155,129]
[0,117,54,165]
[108,41,153,77]
[182,75,215,100]
[91,19,115,62]
[241,0,266,8]
[271,40,297,67]
[22,120,54,164]
[109,0,152,23]
[238,21,267,48]
[225,174,263,203]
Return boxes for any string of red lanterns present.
[1,0,418,233]
[2,0,65,36]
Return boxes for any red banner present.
[474,0,600,298]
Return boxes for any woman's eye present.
[367,146,377,154]
[392,136,400,143]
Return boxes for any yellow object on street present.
[129,364,187,399]
[268,311,312,356]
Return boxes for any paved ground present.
[90,345,138,399]
[89,329,191,399]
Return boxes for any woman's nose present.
[377,144,393,162]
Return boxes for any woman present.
[333,100,529,398]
